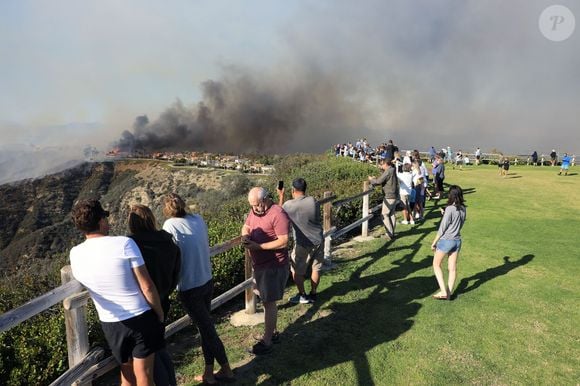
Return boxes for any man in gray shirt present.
[278,178,324,304]
[369,157,400,240]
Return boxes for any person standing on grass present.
[558,153,571,175]
[369,157,400,240]
[278,178,324,304]
[128,205,181,386]
[430,185,466,300]
[550,149,557,166]
[70,199,165,386]
[502,157,510,177]
[397,163,414,225]
[432,155,445,199]
[242,187,290,355]
[162,193,235,385]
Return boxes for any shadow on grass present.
[234,205,443,385]
[454,254,534,298]
[235,253,435,385]
[233,186,487,385]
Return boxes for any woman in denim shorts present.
[430,185,466,300]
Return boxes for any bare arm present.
[133,265,164,322]
[246,233,288,250]
[277,188,285,206]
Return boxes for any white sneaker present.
[401,220,409,225]
[414,213,420,219]
[410,220,415,225]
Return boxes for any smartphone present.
[277,180,284,190]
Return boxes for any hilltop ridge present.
[0,160,243,274]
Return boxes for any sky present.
[1,0,579,181]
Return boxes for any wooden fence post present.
[362,181,369,238]
[60,266,89,374]
[323,191,332,265]
[244,250,256,314]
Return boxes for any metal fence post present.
[60,266,89,374]
[362,181,369,238]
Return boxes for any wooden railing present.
[0,181,382,385]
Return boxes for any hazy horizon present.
[1,0,579,181]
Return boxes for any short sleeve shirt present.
[244,205,290,271]
[70,236,150,322]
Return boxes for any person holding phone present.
[242,187,290,355]
[278,178,324,304]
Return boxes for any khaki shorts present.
[290,243,323,276]
[253,264,289,303]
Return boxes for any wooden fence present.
[0,181,383,385]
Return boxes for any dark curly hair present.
[71,199,109,233]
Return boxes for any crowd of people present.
[69,176,326,385]
[68,135,580,385]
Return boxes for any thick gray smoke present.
[116,0,580,155]
[115,66,365,154]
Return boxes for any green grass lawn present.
[173,164,580,385]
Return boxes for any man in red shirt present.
[242,187,290,355]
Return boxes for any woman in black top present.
[129,205,181,386]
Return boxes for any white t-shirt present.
[70,236,150,322]
[398,172,413,196]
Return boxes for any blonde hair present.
[163,193,187,218]
[128,204,157,234]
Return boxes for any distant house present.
[261,165,275,174]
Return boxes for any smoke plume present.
[115,66,367,154]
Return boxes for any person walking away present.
[559,153,571,175]
[242,187,291,355]
[70,199,165,386]
[278,178,324,304]
[128,205,181,386]
[162,194,235,384]
[369,158,400,240]
[430,185,467,300]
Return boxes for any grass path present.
[173,165,580,385]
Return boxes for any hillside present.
[0,160,253,275]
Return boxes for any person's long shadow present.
[235,243,436,385]
[454,254,534,297]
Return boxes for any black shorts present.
[101,309,165,364]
